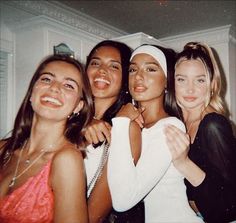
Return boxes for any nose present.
[50,81,61,93]
[134,69,144,80]
[98,64,108,75]
[186,81,194,93]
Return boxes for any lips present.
[183,96,197,102]
[41,96,63,106]
[93,77,110,89]
[133,84,146,92]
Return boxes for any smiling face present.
[129,53,166,104]
[175,59,210,112]
[86,46,122,103]
[30,61,84,122]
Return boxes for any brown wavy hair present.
[0,54,94,168]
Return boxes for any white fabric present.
[130,45,167,77]
[108,117,203,223]
[84,144,104,197]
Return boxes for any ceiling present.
[59,0,236,39]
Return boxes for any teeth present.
[94,78,110,85]
[42,97,62,106]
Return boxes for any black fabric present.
[103,201,145,223]
[185,113,236,223]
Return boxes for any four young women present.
[0,39,235,222]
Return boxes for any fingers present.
[134,116,144,128]
[83,119,111,145]
[117,103,143,121]
[164,124,190,161]
[165,125,189,146]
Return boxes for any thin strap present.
[87,142,109,196]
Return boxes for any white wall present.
[1,1,235,137]
[0,1,125,137]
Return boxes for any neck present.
[29,116,67,153]
[140,98,168,128]
[94,97,117,119]
[182,109,203,124]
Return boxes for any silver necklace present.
[9,141,46,188]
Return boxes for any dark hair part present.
[0,54,94,167]
[85,40,132,124]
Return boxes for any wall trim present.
[4,0,127,39]
[160,25,234,50]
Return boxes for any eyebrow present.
[91,57,121,65]
[175,74,206,78]
[40,72,80,88]
[130,62,160,66]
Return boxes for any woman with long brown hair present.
[0,55,93,223]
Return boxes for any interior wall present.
[0,1,235,137]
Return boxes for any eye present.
[146,67,157,72]
[129,67,136,74]
[110,63,121,70]
[197,78,206,83]
[129,65,138,74]
[64,83,75,90]
[177,77,185,82]
[63,81,78,91]
[39,75,52,83]
[89,59,100,67]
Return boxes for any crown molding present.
[160,25,235,50]
[3,0,127,39]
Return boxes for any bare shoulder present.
[51,144,84,171]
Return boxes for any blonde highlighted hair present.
[175,42,225,115]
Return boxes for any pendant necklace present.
[9,141,47,188]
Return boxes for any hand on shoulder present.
[117,103,145,128]
[83,119,111,145]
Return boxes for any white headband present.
[130,45,167,77]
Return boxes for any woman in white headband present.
[107,44,203,222]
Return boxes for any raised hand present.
[83,118,112,145]
[116,103,145,128]
[164,124,190,167]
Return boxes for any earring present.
[165,88,168,94]
[68,112,80,120]
[132,98,136,106]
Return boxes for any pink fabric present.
[0,161,54,223]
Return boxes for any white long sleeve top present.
[108,117,203,223]
[84,143,105,197]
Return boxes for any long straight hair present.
[0,55,94,167]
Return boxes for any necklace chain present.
[9,141,46,188]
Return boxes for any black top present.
[185,113,236,223]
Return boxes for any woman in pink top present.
[0,55,93,223]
